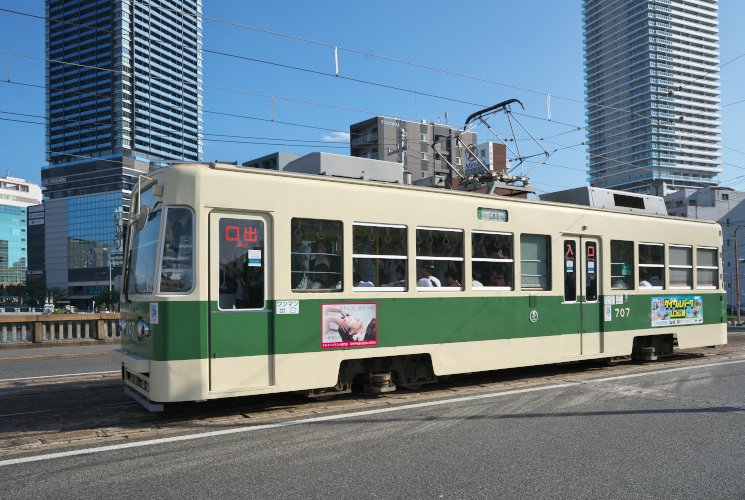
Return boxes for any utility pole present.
[735,225,745,324]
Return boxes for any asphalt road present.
[3,357,745,499]
[0,344,119,380]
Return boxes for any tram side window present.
[291,218,343,292]
[639,243,664,289]
[563,240,577,301]
[610,240,634,290]
[472,231,514,289]
[669,245,693,289]
[520,234,551,290]
[218,218,265,310]
[353,223,407,290]
[416,227,464,290]
[697,247,718,289]
[160,207,194,293]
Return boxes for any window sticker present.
[149,303,159,324]
[248,249,262,267]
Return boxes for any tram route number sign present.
[477,207,508,222]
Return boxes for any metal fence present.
[0,313,121,345]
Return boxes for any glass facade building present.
[43,0,203,304]
[583,0,721,194]
[0,206,27,285]
[0,178,43,286]
[45,0,203,164]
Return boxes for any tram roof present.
[154,162,719,226]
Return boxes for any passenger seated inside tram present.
[639,270,661,288]
[485,266,506,287]
[387,264,406,287]
[612,276,631,289]
[310,240,332,270]
[444,269,461,287]
[472,274,484,287]
[311,263,332,289]
[353,272,374,287]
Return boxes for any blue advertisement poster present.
[651,295,703,327]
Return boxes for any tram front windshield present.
[127,191,162,296]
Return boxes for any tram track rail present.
[2,336,744,460]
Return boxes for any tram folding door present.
[560,236,603,357]
[209,211,274,391]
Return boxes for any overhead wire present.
[132,0,736,127]
[5,3,744,131]
[0,6,662,126]
[2,6,744,186]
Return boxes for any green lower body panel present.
[118,292,725,362]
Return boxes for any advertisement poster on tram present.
[321,303,378,349]
[651,295,703,327]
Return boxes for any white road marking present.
[589,358,745,383]
[0,371,118,383]
[2,358,745,467]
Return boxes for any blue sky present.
[0,1,744,195]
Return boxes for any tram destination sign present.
[477,207,508,222]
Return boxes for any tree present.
[94,290,120,311]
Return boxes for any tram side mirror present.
[134,205,151,230]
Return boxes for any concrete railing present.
[0,313,121,346]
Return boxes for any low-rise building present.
[664,186,745,310]
[350,116,477,181]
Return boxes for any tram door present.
[209,212,273,391]
[560,236,603,357]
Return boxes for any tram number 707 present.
[615,307,631,318]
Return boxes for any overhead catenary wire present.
[0,6,695,128]
[2,6,743,186]
[0,6,734,140]
[4,69,742,183]
[127,1,745,126]
[5,4,745,131]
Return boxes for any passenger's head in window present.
[312,263,332,289]
[395,265,405,283]
[312,241,331,271]
[418,261,441,287]
[486,266,506,287]
[444,268,461,287]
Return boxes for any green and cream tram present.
[115,162,726,409]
